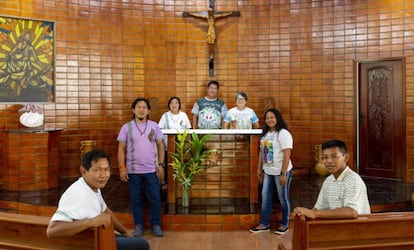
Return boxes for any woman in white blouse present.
[159,96,191,130]
[158,97,191,190]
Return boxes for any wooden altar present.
[163,129,262,214]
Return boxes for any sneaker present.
[151,224,164,237]
[275,226,289,235]
[249,224,270,233]
[134,224,144,237]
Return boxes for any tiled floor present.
[1,174,414,214]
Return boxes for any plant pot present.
[315,162,328,176]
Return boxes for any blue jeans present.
[116,235,149,250]
[260,170,292,228]
[128,173,161,227]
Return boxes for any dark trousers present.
[128,173,162,226]
[116,235,150,250]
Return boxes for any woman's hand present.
[257,169,264,184]
[279,175,287,185]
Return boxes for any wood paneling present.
[0,0,413,182]
[2,129,61,191]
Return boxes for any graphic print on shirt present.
[148,128,155,142]
[261,139,274,164]
[199,106,221,128]
[231,113,250,129]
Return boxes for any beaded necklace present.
[134,120,148,137]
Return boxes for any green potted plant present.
[170,130,216,214]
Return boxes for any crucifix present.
[183,1,240,77]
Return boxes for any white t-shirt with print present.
[260,128,293,176]
[223,107,259,129]
[158,111,191,129]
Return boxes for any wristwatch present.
[158,163,164,167]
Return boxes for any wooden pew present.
[0,212,116,250]
[279,212,414,250]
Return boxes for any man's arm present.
[314,207,358,219]
[104,208,134,237]
[293,206,358,219]
[192,114,198,129]
[117,141,126,167]
[47,213,111,238]
[184,12,208,19]
[156,139,165,182]
[222,121,230,129]
[118,141,129,182]
[191,102,199,129]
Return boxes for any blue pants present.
[260,170,292,228]
[128,173,161,227]
[116,235,149,250]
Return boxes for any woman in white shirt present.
[250,108,293,235]
[159,96,191,130]
[158,97,191,190]
[223,91,260,129]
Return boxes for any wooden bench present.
[279,212,414,250]
[0,212,116,250]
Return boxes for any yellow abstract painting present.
[0,16,54,102]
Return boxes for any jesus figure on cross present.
[184,8,233,59]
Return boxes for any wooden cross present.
[183,1,240,77]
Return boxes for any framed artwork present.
[0,16,55,102]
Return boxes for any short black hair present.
[81,149,110,171]
[131,97,150,119]
[322,139,347,154]
[235,91,247,101]
[207,80,219,89]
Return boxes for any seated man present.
[294,139,370,219]
[47,149,149,250]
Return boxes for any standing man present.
[294,139,371,219]
[191,80,227,129]
[47,150,150,250]
[117,97,165,237]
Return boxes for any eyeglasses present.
[321,154,344,161]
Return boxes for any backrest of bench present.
[291,212,414,250]
[307,212,414,244]
[0,212,116,250]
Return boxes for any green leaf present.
[171,130,215,191]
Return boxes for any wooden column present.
[167,134,177,214]
[249,135,260,212]
[2,129,62,191]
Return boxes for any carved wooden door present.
[359,60,404,179]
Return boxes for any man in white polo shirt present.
[294,139,370,219]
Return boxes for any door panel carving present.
[359,60,404,179]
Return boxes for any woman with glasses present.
[293,139,370,219]
[250,108,293,235]
[222,92,260,129]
